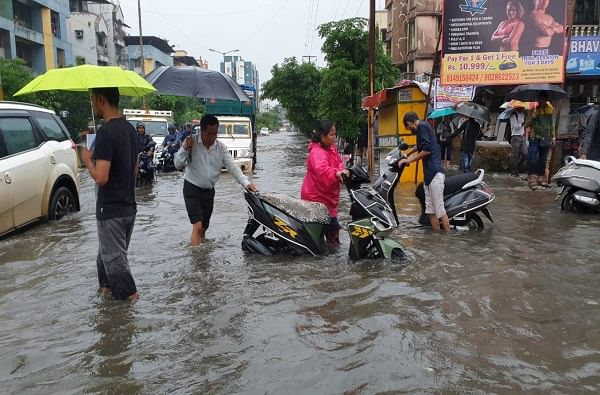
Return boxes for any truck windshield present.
[128,120,167,138]
[218,122,251,137]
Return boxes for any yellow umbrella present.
[13,64,156,97]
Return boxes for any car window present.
[0,118,39,156]
[33,112,69,141]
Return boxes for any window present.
[574,0,600,25]
[33,113,69,142]
[0,118,39,156]
[408,22,416,51]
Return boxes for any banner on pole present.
[434,78,475,109]
[441,0,567,86]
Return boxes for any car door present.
[0,131,13,234]
[31,112,77,173]
[0,117,46,228]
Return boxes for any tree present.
[0,58,34,100]
[317,17,398,139]
[256,110,280,131]
[262,57,321,134]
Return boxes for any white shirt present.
[510,111,525,137]
[174,135,250,189]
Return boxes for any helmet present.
[136,122,145,128]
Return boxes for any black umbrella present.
[455,102,490,123]
[509,83,567,101]
[145,66,250,101]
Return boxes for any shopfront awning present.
[362,80,430,109]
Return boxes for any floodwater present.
[1,132,600,394]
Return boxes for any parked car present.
[0,101,80,237]
[259,127,270,136]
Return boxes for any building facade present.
[0,0,73,74]
[221,55,259,90]
[68,0,128,66]
[124,35,173,75]
[384,0,440,79]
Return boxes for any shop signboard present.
[441,0,567,86]
[566,36,600,76]
[434,78,475,109]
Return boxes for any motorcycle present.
[413,169,495,230]
[157,143,179,172]
[136,141,156,187]
[241,145,408,261]
[552,156,600,212]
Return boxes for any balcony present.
[14,24,43,45]
[569,25,600,36]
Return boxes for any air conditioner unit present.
[75,30,83,39]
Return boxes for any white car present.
[0,101,80,237]
[259,127,270,136]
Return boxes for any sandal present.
[538,181,550,188]
[528,181,539,190]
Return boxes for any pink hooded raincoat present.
[301,141,344,217]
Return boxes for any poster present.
[566,36,600,76]
[434,78,475,109]
[441,0,567,86]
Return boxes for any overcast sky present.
[119,0,384,87]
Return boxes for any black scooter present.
[413,169,495,230]
[552,156,600,212]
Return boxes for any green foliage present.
[262,18,399,140]
[261,57,321,134]
[317,17,399,140]
[0,58,34,100]
[120,94,203,127]
[256,110,280,131]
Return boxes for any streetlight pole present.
[208,48,239,72]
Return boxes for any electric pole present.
[367,0,376,173]
[137,0,145,77]
[302,55,317,64]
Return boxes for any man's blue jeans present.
[461,152,473,173]
[527,138,549,176]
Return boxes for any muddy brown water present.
[1,132,599,394]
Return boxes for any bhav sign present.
[441,0,567,86]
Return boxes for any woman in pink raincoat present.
[301,121,350,246]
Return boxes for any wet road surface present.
[1,131,600,394]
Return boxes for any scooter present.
[157,144,179,172]
[136,141,156,187]
[552,156,600,212]
[413,169,495,230]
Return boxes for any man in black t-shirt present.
[81,87,139,301]
[399,111,450,232]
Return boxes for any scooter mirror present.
[398,138,409,151]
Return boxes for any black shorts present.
[183,180,215,228]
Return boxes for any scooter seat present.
[259,193,330,224]
[443,172,480,195]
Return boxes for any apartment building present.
[221,55,259,90]
[0,0,73,73]
[124,35,173,75]
[68,0,128,66]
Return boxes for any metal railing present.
[569,25,600,36]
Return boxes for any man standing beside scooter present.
[580,109,600,161]
[400,112,450,232]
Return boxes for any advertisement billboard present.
[441,0,567,86]
[566,36,600,76]
[433,78,475,109]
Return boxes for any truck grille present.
[229,150,238,158]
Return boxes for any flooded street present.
[1,131,600,394]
